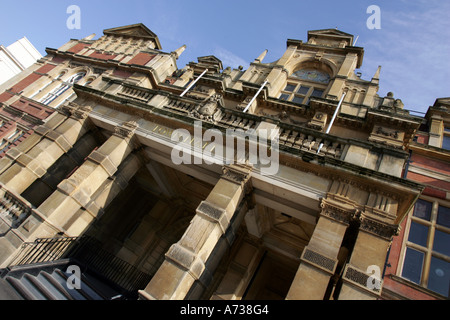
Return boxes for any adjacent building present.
[0,23,447,300]
[383,98,450,300]
[0,37,42,86]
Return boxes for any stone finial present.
[254,49,268,63]
[83,33,96,40]
[172,45,187,59]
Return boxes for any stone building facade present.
[0,23,446,300]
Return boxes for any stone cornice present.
[73,83,425,216]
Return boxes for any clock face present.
[292,69,330,84]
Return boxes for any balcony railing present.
[9,236,152,295]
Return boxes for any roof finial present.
[254,49,268,63]
[172,45,186,59]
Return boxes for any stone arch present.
[288,57,337,80]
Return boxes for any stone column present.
[210,238,263,300]
[27,121,139,239]
[139,163,252,300]
[338,213,396,300]
[0,103,93,194]
[286,197,356,300]
[327,53,358,99]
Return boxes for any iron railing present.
[9,236,152,295]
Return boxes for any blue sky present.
[1,0,449,114]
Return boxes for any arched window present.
[279,68,330,105]
[40,72,86,105]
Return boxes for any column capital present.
[221,163,252,191]
[59,102,92,120]
[319,197,361,225]
[359,213,399,240]
[114,121,139,140]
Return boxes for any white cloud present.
[360,2,450,113]
[212,46,249,70]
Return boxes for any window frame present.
[442,125,450,150]
[0,128,26,154]
[279,81,326,105]
[399,196,450,297]
[40,72,86,106]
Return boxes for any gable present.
[197,56,223,70]
[308,29,354,46]
[103,23,162,49]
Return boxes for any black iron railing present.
[9,236,152,294]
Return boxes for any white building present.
[0,37,42,85]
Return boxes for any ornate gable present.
[307,29,355,47]
[103,23,162,49]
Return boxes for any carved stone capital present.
[359,214,399,240]
[114,121,139,140]
[60,102,92,120]
[221,163,253,192]
[319,198,360,225]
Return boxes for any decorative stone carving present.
[221,164,252,190]
[342,264,382,295]
[359,214,399,240]
[301,247,337,275]
[376,126,399,139]
[114,121,138,139]
[190,94,222,122]
[307,111,328,131]
[60,102,92,120]
[368,125,405,149]
[319,198,361,225]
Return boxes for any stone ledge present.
[196,201,229,234]
[87,150,118,177]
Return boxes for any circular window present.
[292,69,330,84]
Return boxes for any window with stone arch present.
[279,65,331,105]
[40,71,86,106]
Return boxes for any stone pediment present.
[103,23,162,49]
[308,29,354,47]
[196,55,223,72]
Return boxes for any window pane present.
[413,199,432,221]
[428,256,450,297]
[279,94,289,101]
[433,230,450,256]
[292,96,304,104]
[296,85,309,95]
[311,89,324,98]
[402,247,424,284]
[284,84,296,92]
[443,136,450,151]
[437,206,450,228]
[408,221,429,247]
